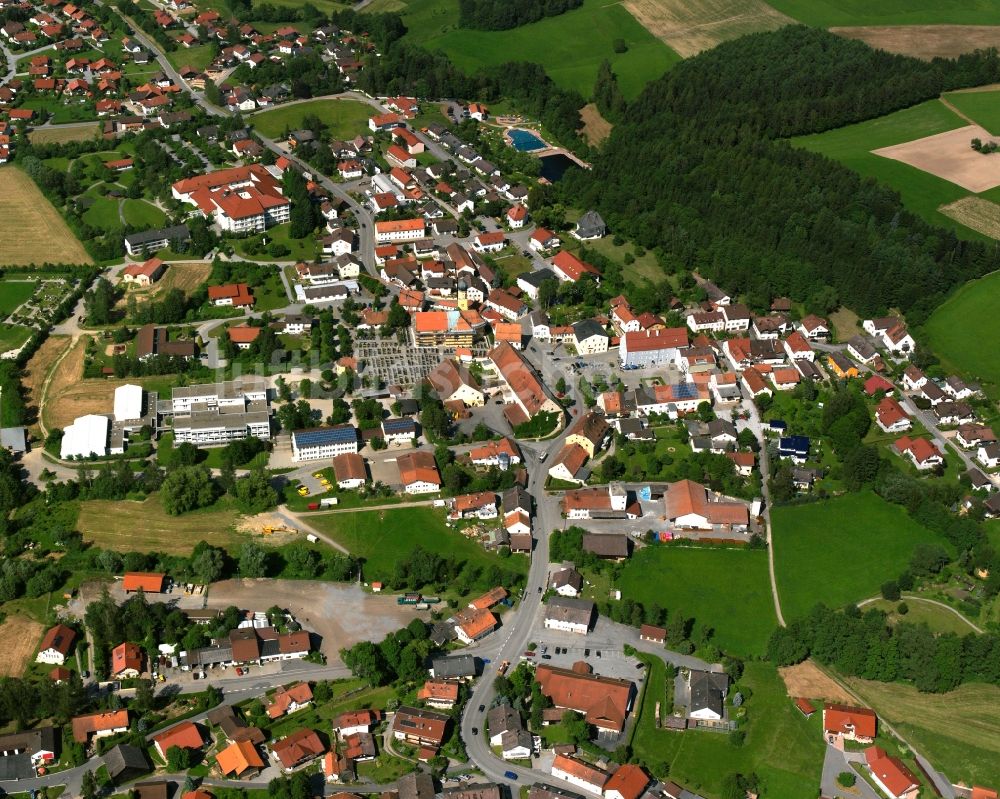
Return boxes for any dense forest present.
[563,27,1000,321]
[457,0,582,30]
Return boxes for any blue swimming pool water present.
[508,129,545,152]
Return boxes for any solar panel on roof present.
[294,427,356,446]
[383,418,416,433]
[672,382,698,400]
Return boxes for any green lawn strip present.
[764,0,1000,26]
[771,491,947,622]
[82,197,122,231]
[250,98,373,140]
[923,270,1000,397]
[864,598,977,635]
[618,546,776,657]
[0,323,32,354]
[633,660,823,799]
[386,0,680,99]
[305,506,526,584]
[792,99,986,239]
[233,222,319,263]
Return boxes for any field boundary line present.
[857,593,983,633]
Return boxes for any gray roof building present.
[430,654,477,679]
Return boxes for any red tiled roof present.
[823,704,876,739]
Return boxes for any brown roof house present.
[36,624,76,665]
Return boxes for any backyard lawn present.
[233,223,319,264]
[772,491,946,622]
[306,506,526,584]
[633,659,825,799]
[619,546,776,657]
[923,270,1000,397]
[250,98,373,140]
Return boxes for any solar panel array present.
[671,382,699,400]
[293,426,356,446]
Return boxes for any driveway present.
[821,746,881,799]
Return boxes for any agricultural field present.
[76,495,244,555]
[28,123,101,146]
[764,0,1000,27]
[306,506,527,584]
[366,0,680,99]
[772,491,947,622]
[923,270,1000,395]
[845,676,1000,787]
[833,26,1000,60]
[938,196,1000,239]
[792,99,991,238]
[250,98,373,140]
[942,88,1000,135]
[633,659,825,799]
[0,280,36,316]
[619,546,776,656]
[40,336,176,431]
[0,167,92,266]
[0,615,45,678]
[622,0,793,58]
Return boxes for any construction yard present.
[0,167,92,266]
[203,579,429,661]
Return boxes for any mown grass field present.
[166,43,217,72]
[0,167,92,266]
[865,597,978,635]
[251,99,373,140]
[633,659,825,799]
[0,324,33,354]
[792,99,989,238]
[121,199,167,229]
[765,0,1000,26]
[306,506,526,583]
[943,89,1000,135]
[845,676,1000,787]
[923,270,1000,396]
[0,280,35,315]
[619,546,776,656]
[76,496,244,555]
[365,0,680,99]
[772,491,946,622]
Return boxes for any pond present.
[539,153,578,183]
[508,129,546,152]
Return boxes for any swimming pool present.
[508,129,546,152]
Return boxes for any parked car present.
[504,771,518,781]
[478,704,485,712]
[472,727,478,735]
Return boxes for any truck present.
[320,497,339,507]
[397,593,422,605]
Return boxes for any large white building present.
[113,384,144,422]
[172,165,291,233]
[291,426,359,461]
[168,379,270,445]
[619,328,688,368]
[61,414,110,459]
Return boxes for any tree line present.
[562,26,1000,322]
[457,0,583,30]
[768,603,1000,693]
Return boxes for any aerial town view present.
[2,0,1000,797]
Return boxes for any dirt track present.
[832,25,1000,60]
